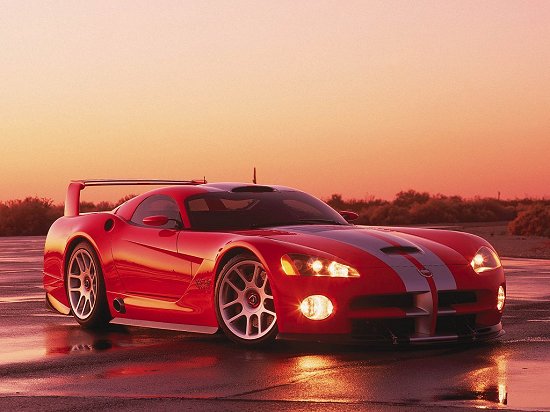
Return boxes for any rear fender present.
[43,213,124,312]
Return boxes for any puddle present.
[0,325,133,365]
[435,351,550,411]
[436,385,507,407]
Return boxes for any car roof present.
[114,182,298,220]
[143,182,297,196]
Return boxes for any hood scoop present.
[380,246,422,255]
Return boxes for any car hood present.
[232,225,476,291]
[236,224,470,267]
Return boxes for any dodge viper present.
[43,179,506,346]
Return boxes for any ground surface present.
[456,222,550,259]
[0,236,549,411]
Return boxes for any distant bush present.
[0,195,134,236]
[0,197,63,236]
[1,191,548,236]
[327,190,536,227]
[509,204,550,238]
[81,194,135,213]
[393,190,430,208]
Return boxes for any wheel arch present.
[64,235,99,276]
[214,246,259,280]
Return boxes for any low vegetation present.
[326,190,550,238]
[0,190,548,237]
[0,196,130,236]
[0,198,62,236]
[508,203,550,238]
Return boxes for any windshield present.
[185,190,348,230]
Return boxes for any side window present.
[130,195,182,229]
[282,199,325,218]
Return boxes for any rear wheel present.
[215,255,278,346]
[66,242,111,329]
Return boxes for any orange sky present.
[1,1,549,203]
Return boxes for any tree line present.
[326,190,549,237]
[0,197,128,236]
[0,190,549,237]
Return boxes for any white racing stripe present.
[294,227,431,292]
[371,230,457,291]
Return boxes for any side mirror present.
[339,211,359,222]
[142,215,169,227]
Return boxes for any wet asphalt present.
[0,236,549,411]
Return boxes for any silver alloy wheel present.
[68,248,98,320]
[218,260,277,340]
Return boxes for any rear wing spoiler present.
[64,179,206,217]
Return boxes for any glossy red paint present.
[142,215,170,226]
[44,181,505,344]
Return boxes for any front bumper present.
[278,322,504,345]
[271,263,505,345]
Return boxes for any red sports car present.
[44,179,506,346]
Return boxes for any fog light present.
[497,285,505,311]
[299,295,333,320]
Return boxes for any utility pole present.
[253,167,257,184]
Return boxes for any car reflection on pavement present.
[18,322,514,409]
[43,324,134,355]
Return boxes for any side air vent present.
[380,246,421,255]
[232,185,275,193]
[104,218,114,232]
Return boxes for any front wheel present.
[215,255,278,346]
[66,241,111,329]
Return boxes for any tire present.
[66,241,111,329]
[215,254,278,346]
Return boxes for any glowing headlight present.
[311,259,324,273]
[497,285,506,311]
[470,246,501,273]
[328,261,349,277]
[281,254,359,277]
[300,295,334,320]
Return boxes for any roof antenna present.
[253,167,257,184]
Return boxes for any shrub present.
[509,204,550,238]
[0,197,63,236]
[393,190,430,208]
[359,204,411,225]
[326,192,525,226]
[0,194,136,236]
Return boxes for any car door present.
[111,194,192,299]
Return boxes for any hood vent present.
[380,246,421,255]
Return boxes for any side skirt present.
[110,317,218,334]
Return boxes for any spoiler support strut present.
[64,179,206,217]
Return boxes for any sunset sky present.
[1,1,549,203]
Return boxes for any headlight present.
[281,254,360,277]
[470,246,501,273]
